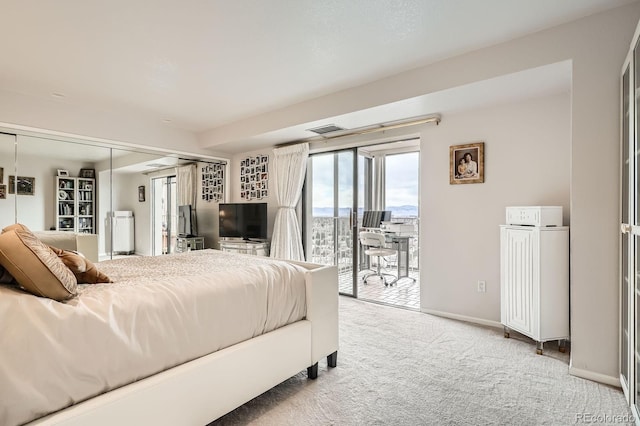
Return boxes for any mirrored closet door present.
[620,22,640,421]
[0,129,227,260]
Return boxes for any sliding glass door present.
[304,149,358,296]
[303,143,420,308]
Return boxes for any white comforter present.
[0,250,308,426]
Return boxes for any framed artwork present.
[201,163,225,202]
[57,169,69,177]
[240,154,269,200]
[450,142,484,185]
[8,175,35,195]
[0,184,5,199]
[79,168,95,179]
[138,185,145,202]
[0,167,3,183]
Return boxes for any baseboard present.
[569,366,620,387]
[421,308,502,329]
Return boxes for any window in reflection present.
[152,175,177,255]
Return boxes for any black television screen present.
[219,202,268,240]
[178,204,194,237]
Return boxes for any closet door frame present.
[620,49,634,404]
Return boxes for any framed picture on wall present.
[0,184,5,199]
[8,176,35,195]
[79,168,95,179]
[0,167,3,183]
[450,142,484,185]
[138,185,145,202]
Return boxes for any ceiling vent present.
[307,124,345,135]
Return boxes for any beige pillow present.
[2,223,31,233]
[0,229,77,300]
[50,246,112,284]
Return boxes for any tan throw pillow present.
[0,229,77,300]
[49,246,112,284]
[2,223,31,234]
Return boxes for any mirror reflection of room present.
[0,133,226,261]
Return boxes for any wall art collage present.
[202,163,224,202]
[240,155,269,201]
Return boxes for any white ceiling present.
[0,134,194,174]
[0,0,634,153]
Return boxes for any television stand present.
[176,236,205,253]
[219,239,269,256]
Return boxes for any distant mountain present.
[312,205,418,218]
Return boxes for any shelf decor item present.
[450,142,484,185]
[138,185,145,202]
[79,168,95,178]
[240,154,268,200]
[8,176,35,195]
[57,169,69,177]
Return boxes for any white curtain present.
[177,164,197,234]
[270,143,309,261]
[372,155,386,210]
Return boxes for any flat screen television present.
[219,202,268,241]
[178,204,195,237]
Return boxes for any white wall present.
[111,172,151,256]
[419,93,570,322]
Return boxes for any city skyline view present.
[311,151,419,219]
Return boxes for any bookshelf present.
[56,176,95,233]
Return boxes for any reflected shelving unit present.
[56,176,95,233]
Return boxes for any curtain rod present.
[276,114,441,148]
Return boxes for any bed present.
[0,247,338,426]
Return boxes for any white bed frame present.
[28,261,338,426]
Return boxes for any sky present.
[384,152,419,207]
[310,151,419,212]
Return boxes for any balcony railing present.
[309,216,419,271]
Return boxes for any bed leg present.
[307,363,318,380]
[327,351,337,368]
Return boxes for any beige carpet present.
[212,297,632,425]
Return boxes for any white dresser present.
[219,240,269,256]
[500,206,569,354]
